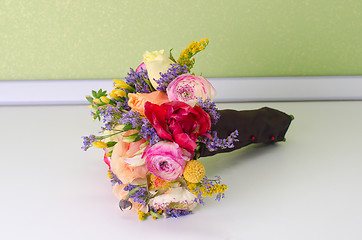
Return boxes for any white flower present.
[148,187,197,210]
[143,50,174,89]
[103,125,125,143]
[102,125,125,152]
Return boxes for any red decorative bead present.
[251,136,255,140]
[271,136,275,141]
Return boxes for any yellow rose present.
[143,50,174,89]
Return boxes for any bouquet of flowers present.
[82,38,293,220]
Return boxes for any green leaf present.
[169,48,176,62]
[126,133,139,137]
[143,76,155,92]
[109,99,115,105]
[123,133,139,143]
[149,210,163,219]
[134,135,142,142]
[106,141,117,147]
[122,124,133,131]
[92,90,97,98]
[86,95,93,104]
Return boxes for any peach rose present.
[110,130,148,184]
[112,183,128,200]
[128,91,169,116]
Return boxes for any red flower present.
[144,101,211,155]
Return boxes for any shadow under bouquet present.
[82,38,293,220]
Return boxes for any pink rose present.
[128,91,169,116]
[144,101,211,155]
[143,141,191,181]
[136,62,146,72]
[166,74,216,107]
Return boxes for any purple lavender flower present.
[155,63,188,92]
[81,134,96,151]
[165,209,193,218]
[118,110,143,128]
[215,175,221,182]
[123,184,136,192]
[194,191,205,206]
[196,98,220,125]
[201,130,239,152]
[109,170,122,185]
[125,68,152,93]
[215,192,225,202]
[116,99,131,111]
[124,184,148,206]
[100,105,121,131]
[118,111,160,145]
[139,119,160,145]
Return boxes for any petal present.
[174,133,197,155]
[124,155,146,167]
[145,102,173,141]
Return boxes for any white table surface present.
[1,101,362,240]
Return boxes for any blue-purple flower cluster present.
[108,170,122,185]
[165,209,193,218]
[118,110,143,128]
[155,63,188,92]
[124,184,148,205]
[215,192,225,202]
[139,119,160,146]
[190,176,227,205]
[202,130,239,152]
[125,68,152,93]
[194,192,206,206]
[100,105,121,131]
[118,111,160,145]
[196,98,220,125]
[116,99,131,111]
[81,135,96,151]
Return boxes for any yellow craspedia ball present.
[183,160,205,183]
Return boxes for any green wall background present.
[1,0,362,80]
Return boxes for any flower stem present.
[98,129,124,140]
[125,184,147,201]
[149,210,163,219]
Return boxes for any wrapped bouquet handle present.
[82,38,293,220]
[198,107,293,157]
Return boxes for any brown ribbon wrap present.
[198,107,293,157]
